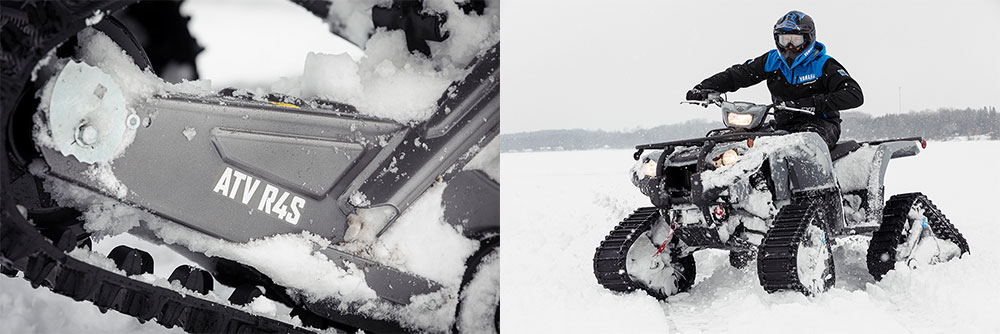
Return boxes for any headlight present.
[712,149,741,168]
[721,149,739,166]
[642,160,657,177]
[726,112,754,127]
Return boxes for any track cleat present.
[107,245,154,276]
[228,284,264,306]
[168,265,214,295]
[1,264,18,278]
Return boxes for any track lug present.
[25,254,56,288]
[0,264,17,277]
[168,265,214,295]
[107,245,154,276]
[156,300,189,328]
[1,224,32,262]
[290,307,332,330]
[94,282,128,313]
[53,266,94,301]
[229,284,264,306]
[37,222,90,252]
[54,225,90,251]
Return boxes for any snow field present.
[502,141,1000,333]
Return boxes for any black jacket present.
[694,42,863,145]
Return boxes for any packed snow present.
[503,141,1000,333]
[456,248,500,333]
[372,183,480,286]
[85,10,105,26]
[190,0,501,124]
[796,224,831,294]
[269,20,499,123]
[463,138,500,181]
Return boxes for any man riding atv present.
[685,10,863,148]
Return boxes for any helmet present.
[773,10,815,61]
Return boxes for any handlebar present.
[774,104,815,116]
[681,99,814,116]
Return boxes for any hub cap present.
[46,60,133,163]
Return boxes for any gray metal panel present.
[318,248,441,305]
[211,128,364,198]
[42,95,405,243]
[442,170,499,238]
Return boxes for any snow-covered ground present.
[502,140,1000,333]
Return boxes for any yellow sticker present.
[268,101,300,109]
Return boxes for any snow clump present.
[270,0,499,123]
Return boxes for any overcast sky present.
[500,0,1000,134]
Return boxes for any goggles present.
[776,34,806,48]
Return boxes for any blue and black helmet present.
[773,11,815,57]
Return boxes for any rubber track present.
[0,202,317,333]
[0,2,315,332]
[592,207,671,299]
[866,192,970,280]
[756,202,833,294]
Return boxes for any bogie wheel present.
[758,203,836,295]
[624,231,696,299]
[454,235,499,333]
[729,249,754,269]
[867,193,969,280]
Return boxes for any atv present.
[593,92,969,299]
[1,1,497,333]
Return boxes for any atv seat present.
[830,140,862,161]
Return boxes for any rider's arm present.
[694,53,769,93]
[812,58,863,119]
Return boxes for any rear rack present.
[860,136,925,148]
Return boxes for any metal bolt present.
[77,123,98,146]
[126,114,140,129]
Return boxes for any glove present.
[780,95,817,109]
[686,88,717,101]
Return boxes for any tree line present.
[501,107,999,152]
